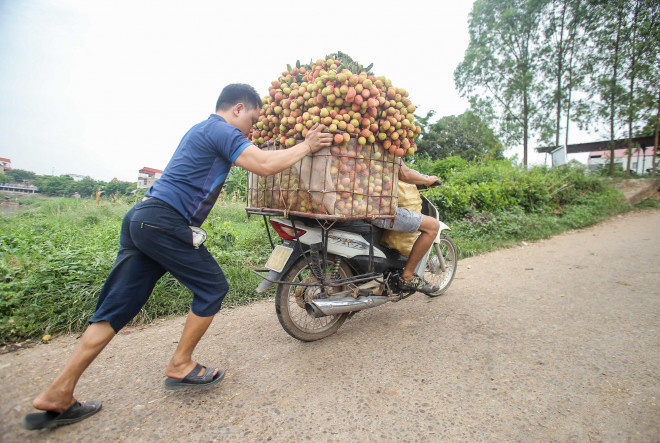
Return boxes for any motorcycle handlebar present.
[416,180,444,190]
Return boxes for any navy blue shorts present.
[89,198,229,332]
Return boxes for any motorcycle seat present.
[330,219,376,234]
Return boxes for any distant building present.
[137,167,163,189]
[537,135,656,173]
[0,158,11,171]
[0,183,38,194]
[588,148,655,174]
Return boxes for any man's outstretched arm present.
[235,124,332,176]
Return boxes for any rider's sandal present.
[397,275,441,295]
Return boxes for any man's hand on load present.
[304,123,333,153]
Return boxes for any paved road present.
[1,210,659,442]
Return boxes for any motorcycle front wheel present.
[424,233,458,297]
[275,254,353,342]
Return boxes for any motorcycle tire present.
[424,233,458,297]
[275,254,353,342]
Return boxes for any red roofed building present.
[137,167,163,189]
[0,158,11,171]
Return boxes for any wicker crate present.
[247,138,399,220]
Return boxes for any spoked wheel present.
[275,253,354,341]
[424,233,458,297]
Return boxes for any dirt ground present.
[1,209,658,442]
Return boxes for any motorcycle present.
[250,185,458,342]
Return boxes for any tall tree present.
[456,0,547,167]
[539,0,587,150]
[582,0,630,175]
[635,0,660,175]
[623,0,642,174]
[562,0,592,148]
[653,94,660,176]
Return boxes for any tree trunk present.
[627,0,640,175]
[555,0,568,151]
[609,5,624,176]
[523,87,529,168]
[564,0,581,148]
[653,91,660,177]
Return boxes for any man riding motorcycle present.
[372,159,442,295]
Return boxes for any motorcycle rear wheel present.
[424,233,458,297]
[275,254,353,342]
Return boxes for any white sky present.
[0,0,587,182]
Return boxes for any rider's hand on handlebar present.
[426,176,441,188]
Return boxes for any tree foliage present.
[104,180,135,197]
[416,110,504,161]
[5,169,37,183]
[33,175,74,196]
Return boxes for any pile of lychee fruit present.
[249,55,421,157]
[247,54,420,218]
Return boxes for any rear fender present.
[255,241,307,293]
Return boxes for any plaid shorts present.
[371,207,423,233]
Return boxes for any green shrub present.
[430,156,470,180]
[421,159,612,221]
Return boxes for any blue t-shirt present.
[146,114,251,226]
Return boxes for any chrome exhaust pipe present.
[305,295,390,318]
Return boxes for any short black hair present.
[215,84,263,111]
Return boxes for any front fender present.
[434,221,451,242]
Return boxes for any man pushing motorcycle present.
[22,84,333,430]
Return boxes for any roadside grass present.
[1,168,657,345]
[0,199,270,345]
[448,187,631,258]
